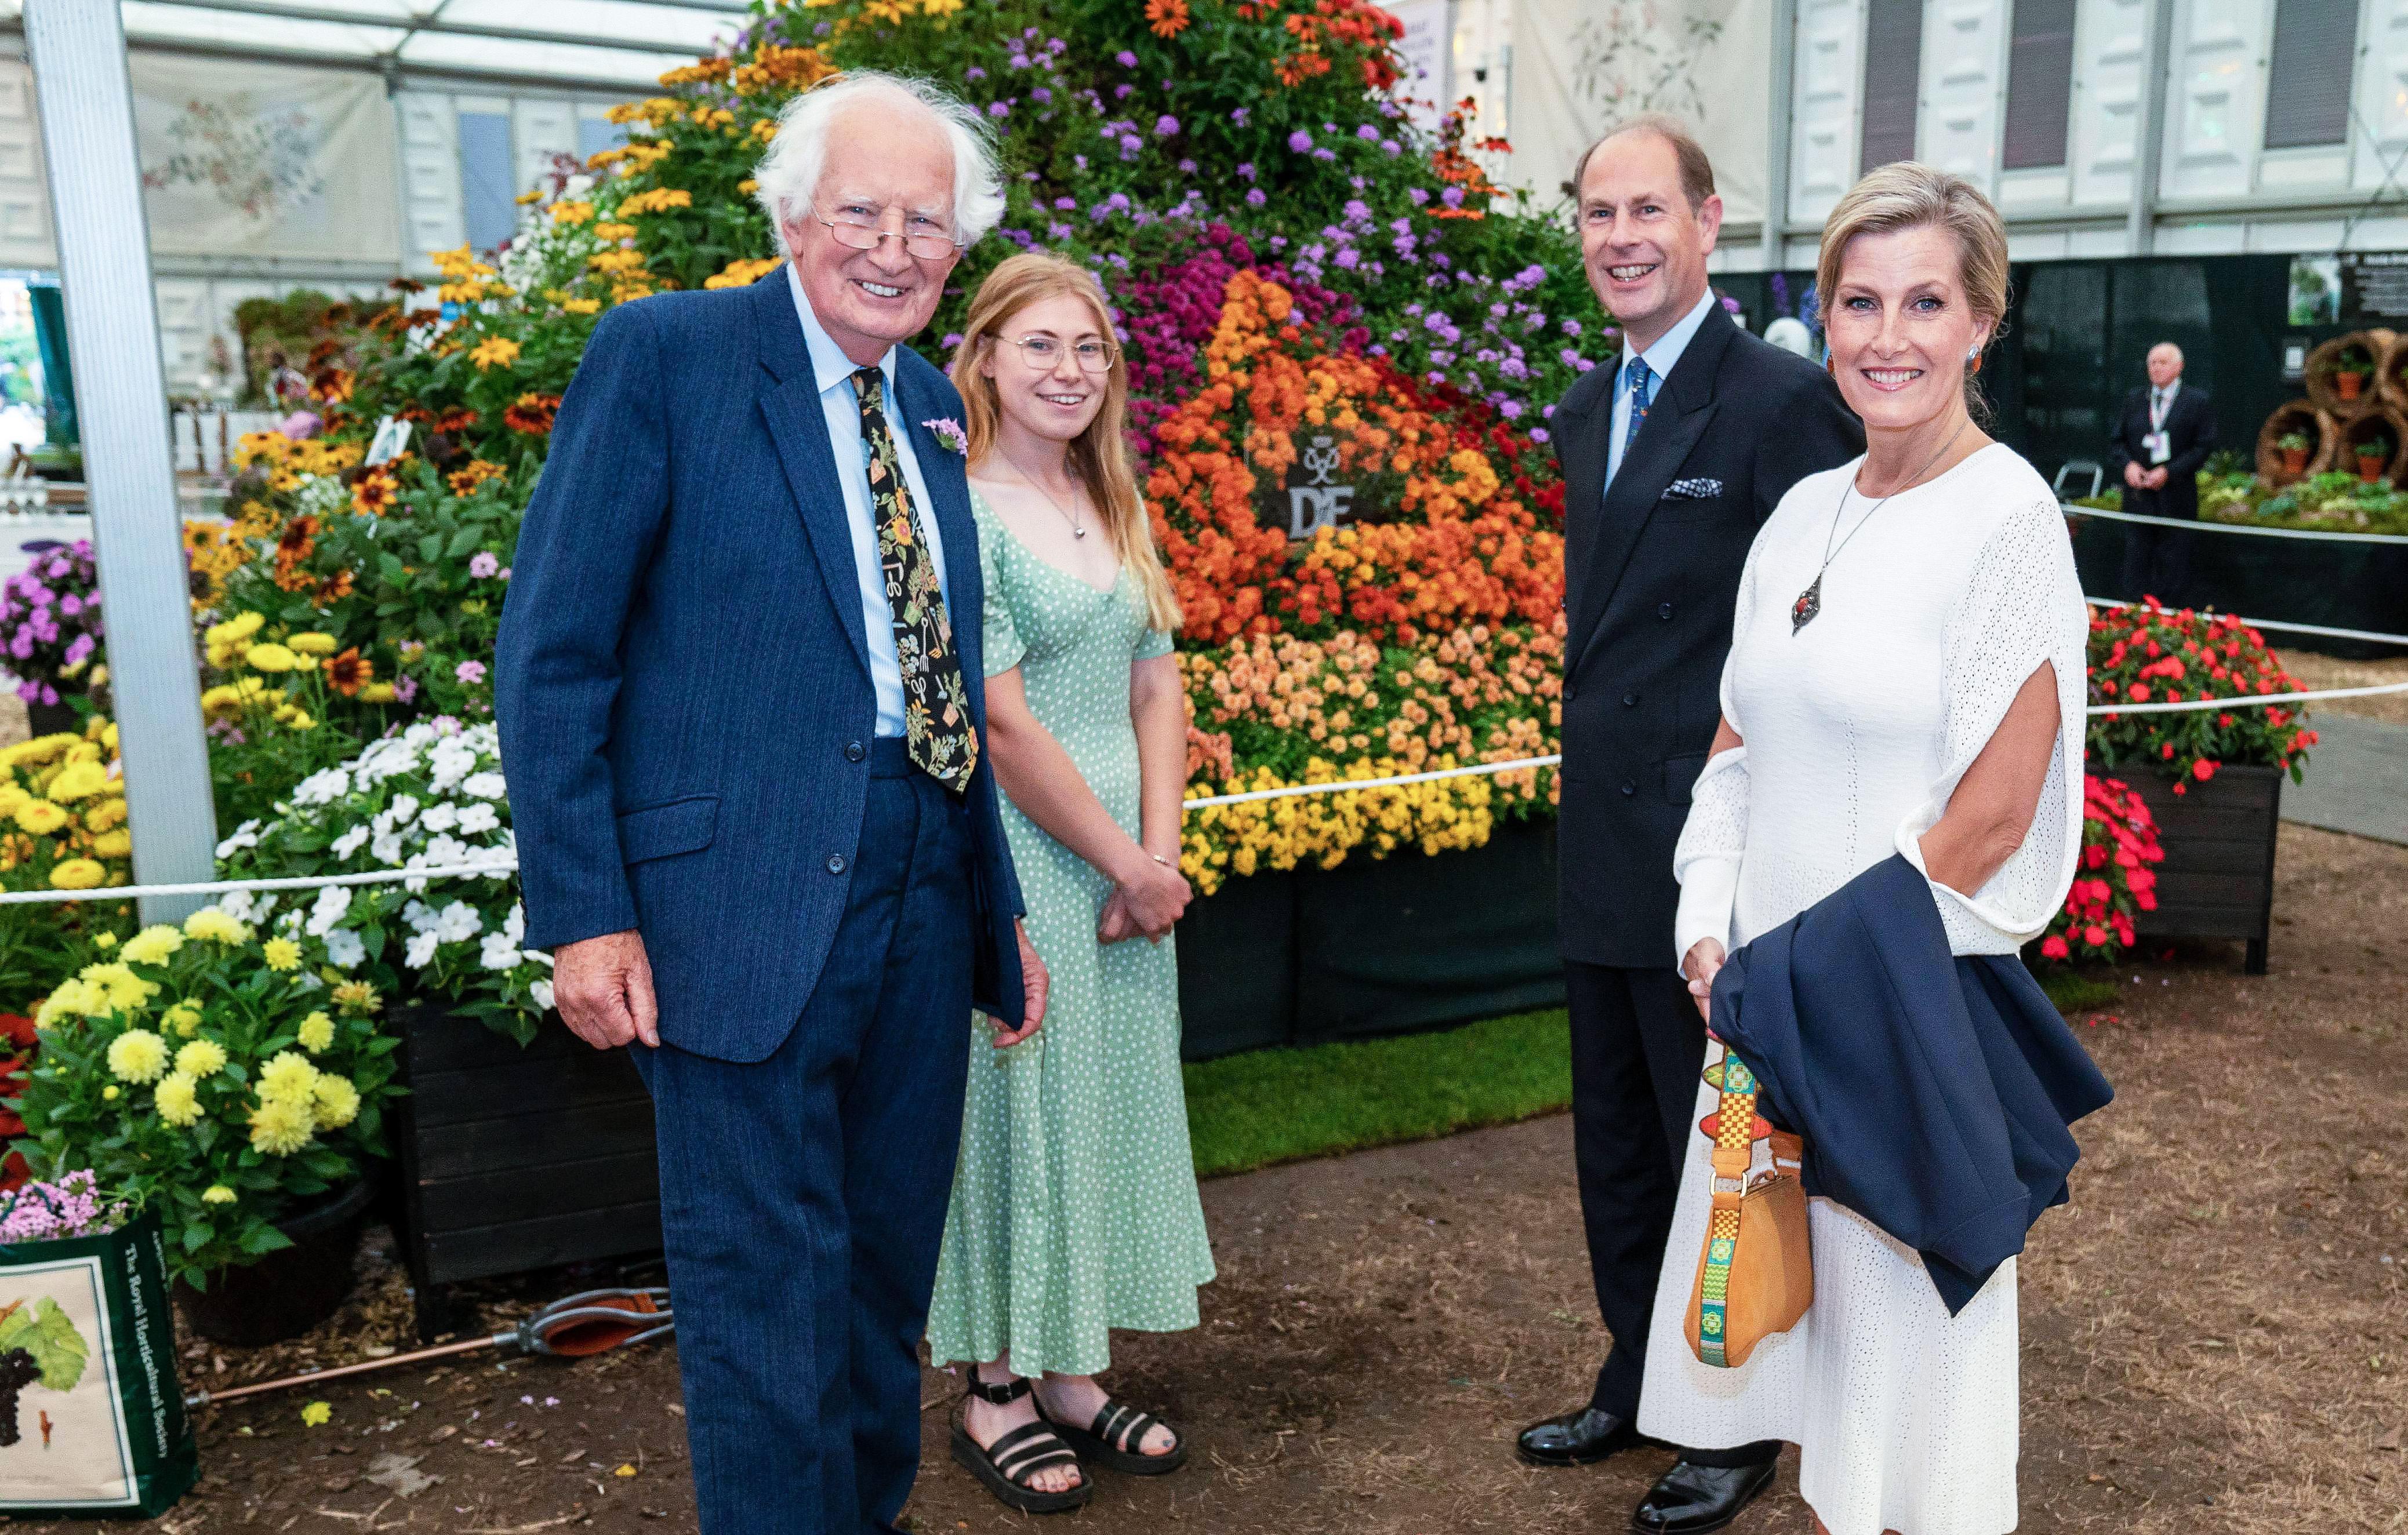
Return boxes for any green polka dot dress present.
[924,492,1216,1378]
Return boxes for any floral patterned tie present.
[851,367,978,793]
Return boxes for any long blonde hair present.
[950,253,1182,634]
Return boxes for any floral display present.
[0,542,104,713]
[2039,776,2164,965]
[0,725,132,895]
[0,1170,127,1243]
[13,908,400,1285]
[2080,467,2408,536]
[215,721,551,1043]
[2086,602,2316,792]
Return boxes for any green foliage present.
[0,1298,88,1393]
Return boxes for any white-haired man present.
[2107,341,2215,604]
[496,73,1047,1535]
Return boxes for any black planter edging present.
[174,1177,377,1347]
[388,996,660,1339]
[2067,512,2408,660]
[1173,815,1564,1059]
[21,699,78,740]
[2118,762,2283,974]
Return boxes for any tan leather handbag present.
[1684,1050,1813,1368]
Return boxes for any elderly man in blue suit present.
[495,72,1048,1535]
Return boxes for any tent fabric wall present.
[1502,0,1769,224]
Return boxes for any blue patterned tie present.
[1622,354,1654,465]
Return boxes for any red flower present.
[2040,934,2070,961]
[2191,758,2217,781]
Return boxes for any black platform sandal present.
[1036,1389,1187,1476]
[949,1367,1091,1515]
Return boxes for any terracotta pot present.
[2338,372,2366,401]
[2361,459,2387,484]
[2281,448,2309,475]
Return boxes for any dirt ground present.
[5,819,2393,1534]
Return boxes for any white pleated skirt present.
[1635,1045,2021,1535]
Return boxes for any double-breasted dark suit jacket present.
[1553,304,1862,968]
[2105,384,2215,519]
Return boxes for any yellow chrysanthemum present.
[256,1050,318,1104]
[330,980,381,1017]
[311,1074,361,1130]
[79,962,156,1014]
[48,857,104,889]
[296,1012,335,1053]
[154,1072,202,1127]
[202,1184,236,1205]
[244,642,299,674]
[34,979,94,1028]
[106,1028,169,1084]
[45,759,110,803]
[249,1094,316,1156]
[175,1038,228,1078]
[16,801,70,836]
[286,632,339,656]
[83,799,126,832]
[261,937,302,972]
[182,906,248,945]
[161,1001,204,1037]
[120,925,185,965]
[469,336,522,370]
[90,829,132,860]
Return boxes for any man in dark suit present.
[1518,115,1860,1534]
[495,74,1046,1535]
[2106,341,2215,605]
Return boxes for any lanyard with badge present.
[2142,387,2174,466]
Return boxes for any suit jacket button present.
[1619,780,1637,796]
[1657,602,1675,620]
[1563,682,1577,702]
[826,854,847,875]
[1622,691,1639,708]
[845,741,866,762]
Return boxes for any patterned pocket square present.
[1665,477,1723,499]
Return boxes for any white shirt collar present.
[1623,288,1719,388]
[787,261,896,397]
[2153,378,2180,402]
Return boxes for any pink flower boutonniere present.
[922,417,968,454]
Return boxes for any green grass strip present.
[2037,967,2121,1016]
[1182,1007,1571,1180]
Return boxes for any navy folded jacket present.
[1708,854,2114,1315]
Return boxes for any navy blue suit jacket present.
[1710,856,2113,1313]
[495,272,1026,1063]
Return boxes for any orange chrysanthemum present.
[1145,0,1190,37]
[321,648,374,697]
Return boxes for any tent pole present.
[24,0,219,927]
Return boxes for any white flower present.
[456,803,501,836]
[215,820,261,859]
[330,825,370,860]
[220,887,260,923]
[402,899,438,933]
[502,903,525,945]
[428,741,477,792]
[404,930,440,968]
[292,768,352,806]
[418,802,459,834]
[388,794,420,825]
[479,932,521,970]
[322,928,366,969]
[433,901,483,943]
[306,885,353,937]
[529,978,556,1012]
[461,772,507,801]
[370,830,405,865]
[277,907,306,936]
[420,832,470,869]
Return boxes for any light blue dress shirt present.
[787,263,950,738]
[1606,288,1720,487]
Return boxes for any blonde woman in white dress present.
[1637,164,2090,1535]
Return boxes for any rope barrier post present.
[26,0,220,926]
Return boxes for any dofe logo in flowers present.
[1287,435,1355,540]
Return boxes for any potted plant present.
[2355,434,2391,484]
[2333,343,2372,400]
[9,908,402,1345]
[2274,430,2312,475]
[2085,604,2315,973]
[2036,775,2164,967]
[0,541,104,738]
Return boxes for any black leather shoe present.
[1514,1405,1648,1467]
[1630,1458,1777,1534]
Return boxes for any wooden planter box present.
[2119,762,2282,975]
[388,996,660,1338]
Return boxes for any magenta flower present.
[1288,129,1313,152]
[921,417,969,453]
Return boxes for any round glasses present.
[814,202,963,261]
[1001,334,1118,374]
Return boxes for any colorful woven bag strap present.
[1694,1048,1771,1367]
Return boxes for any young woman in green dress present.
[927,253,1216,1515]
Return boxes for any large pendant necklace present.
[1792,419,1970,635]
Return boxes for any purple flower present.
[1312,148,1336,161]
[1245,188,1267,206]
[1356,125,1379,140]
[455,660,488,685]
[1408,188,1429,206]
[1381,140,1401,157]
[1008,52,1030,70]
[1232,106,1250,126]
[1237,162,1256,181]
[394,675,419,703]
[468,551,500,579]
[1119,133,1142,158]
[1336,248,1360,270]
[1154,114,1179,136]
[921,416,970,453]
[1530,427,1550,443]
[942,332,965,349]
[1288,129,1313,152]
[1440,186,1466,209]
[1178,158,1197,175]
[1116,49,1137,67]
[988,100,1011,118]
[1033,86,1052,104]
[1500,400,1524,419]
[1561,318,1583,337]
[1114,83,1135,100]
[965,66,986,80]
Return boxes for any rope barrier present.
[7,676,2400,908]
[2084,596,2408,649]
[2062,500,2408,546]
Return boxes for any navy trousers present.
[632,744,976,1535]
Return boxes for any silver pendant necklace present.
[1019,470,1087,539]
[1792,419,1970,635]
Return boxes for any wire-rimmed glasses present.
[813,202,963,261]
[1000,334,1118,374]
